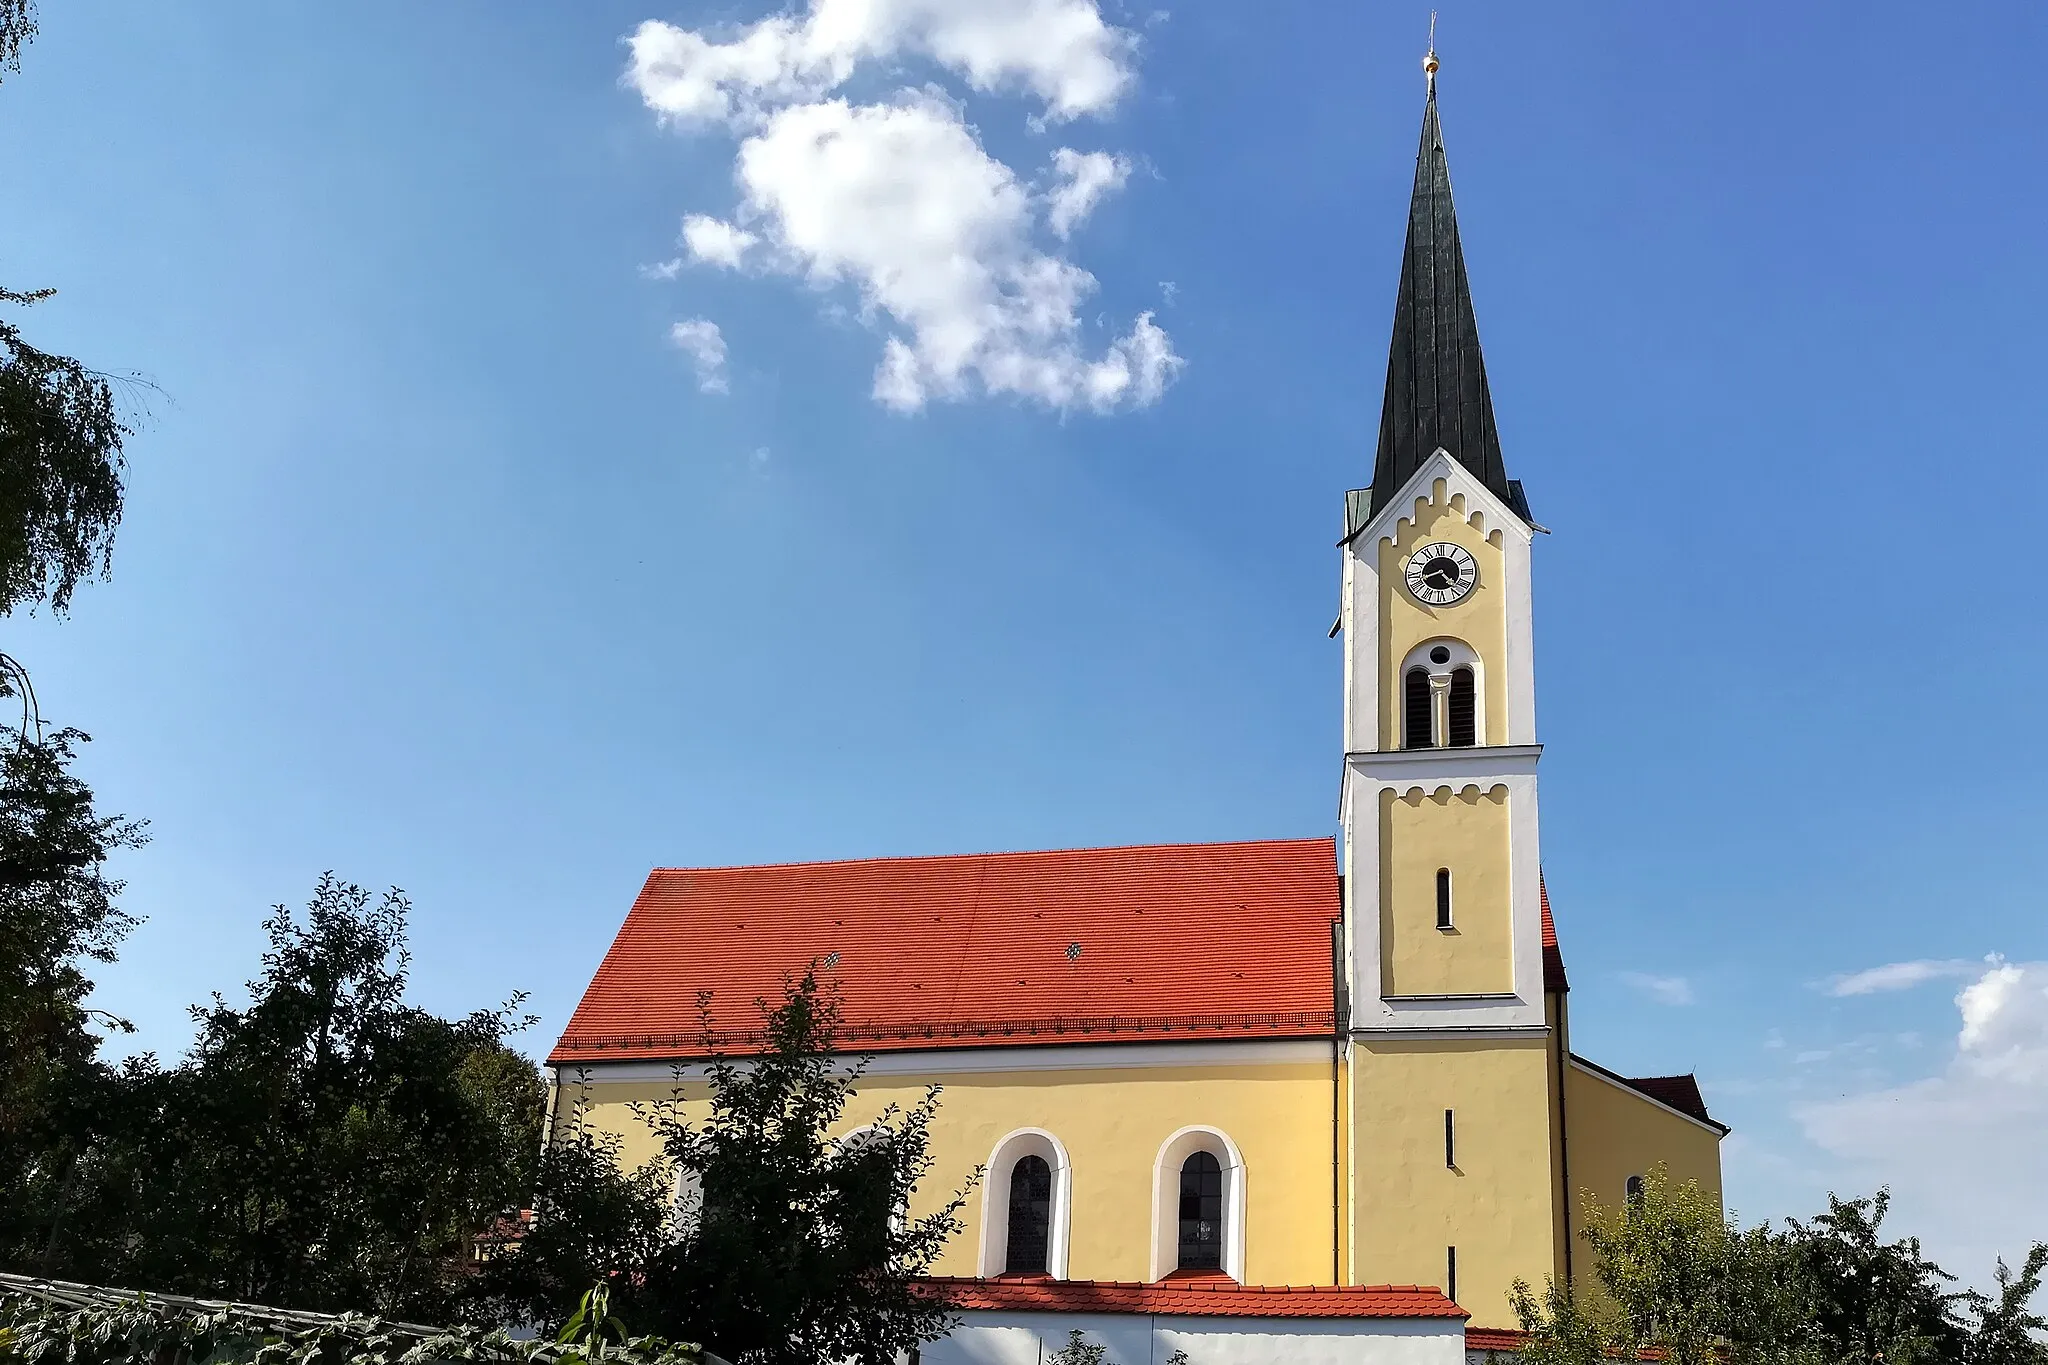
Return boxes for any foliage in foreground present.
[3,861,547,1324]
[0,1280,700,1365]
[0,291,130,619]
[0,714,148,1276]
[1509,1169,2048,1365]
[5,0,138,624]
[478,968,977,1365]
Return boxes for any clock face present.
[1403,542,1479,606]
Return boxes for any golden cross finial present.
[1424,11,1440,86]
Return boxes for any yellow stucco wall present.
[553,1052,1344,1287]
[1378,786,1513,996]
[1376,484,1509,751]
[1562,1063,1724,1221]
[1351,1036,1559,1329]
[552,1041,1720,1336]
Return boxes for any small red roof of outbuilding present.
[551,839,1341,1064]
[919,1276,1463,1320]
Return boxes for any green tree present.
[486,968,976,1365]
[1,0,35,81]
[4,4,138,624]
[20,876,548,1320]
[1784,1191,1969,1364]
[1512,1168,1792,1365]
[0,714,147,1274]
[1045,1330,1107,1365]
[1966,1245,2048,1365]
[0,290,129,619]
[483,1098,678,1324]
[1512,1174,2047,1364]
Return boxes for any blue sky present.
[4,0,2046,1284]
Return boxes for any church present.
[548,63,1724,1362]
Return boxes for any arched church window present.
[1626,1174,1645,1207]
[1403,667,1434,749]
[980,1129,1070,1278]
[1448,667,1476,747]
[1177,1151,1224,1271]
[1004,1155,1052,1274]
[838,1133,896,1263]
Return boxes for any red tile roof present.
[1541,877,1569,994]
[1618,1073,1722,1131]
[1466,1329,1672,1360]
[551,839,1341,1064]
[918,1276,1463,1320]
[1571,1054,1727,1134]
[1466,1327,1527,1352]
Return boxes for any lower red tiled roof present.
[552,840,1341,1064]
[1618,1073,1723,1132]
[1571,1054,1727,1134]
[1466,1327,1527,1352]
[917,1276,1463,1321]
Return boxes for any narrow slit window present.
[1403,667,1434,749]
[1004,1155,1053,1274]
[1447,1245,1458,1303]
[1436,868,1453,930]
[1444,1109,1456,1168]
[1448,666,1476,746]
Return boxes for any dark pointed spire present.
[1371,69,1529,523]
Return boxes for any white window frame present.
[977,1128,1072,1278]
[1149,1126,1247,1283]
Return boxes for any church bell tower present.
[1334,56,1564,1302]
[1338,55,1544,1036]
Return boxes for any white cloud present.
[621,1,1176,415]
[1797,959,2048,1285]
[1826,958,1983,997]
[1046,148,1130,237]
[682,215,759,268]
[641,258,686,281]
[669,317,730,393]
[1620,971,1695,1007]
[625,0,1134,130]
[722,95,1178,412]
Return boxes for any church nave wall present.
[551,1048,1343,1287]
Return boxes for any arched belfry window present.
[1004,1155,1052,1274]
[1177,1151,1224,1271]
[1399,640,1484,749]
[1404,667,1434,750]
[1448,667,1476,747]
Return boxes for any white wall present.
[918,1309,1464,1365]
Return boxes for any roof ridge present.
[646,836,1336,876]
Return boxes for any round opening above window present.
[1428,646,1451,665]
